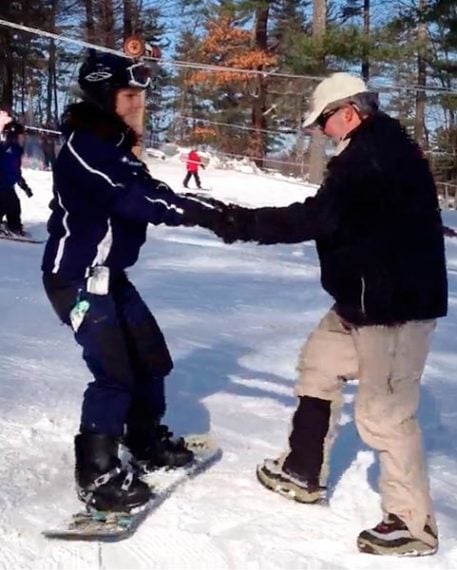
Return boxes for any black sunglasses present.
[316,107,340,130]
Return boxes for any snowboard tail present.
[0,234,44,244]
[42,434,221,542]
[0,225,44,244]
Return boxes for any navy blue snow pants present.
[43,271,173,437]
[0,186,22,233]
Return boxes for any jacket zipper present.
[360,276,366,316]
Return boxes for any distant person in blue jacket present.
[0,118,33,236]
[41,50,227,514]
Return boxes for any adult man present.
[216,73,447,556]
[41,50,226,513]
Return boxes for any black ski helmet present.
[78,49,151,111]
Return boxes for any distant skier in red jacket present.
[183,149,204,189]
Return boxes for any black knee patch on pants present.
[283,395,331,485]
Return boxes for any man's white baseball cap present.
[303,72,368,128]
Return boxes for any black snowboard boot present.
[75,432,152,512]
[125,420,194,473]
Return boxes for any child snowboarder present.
[0,119,33,236]
[41,50,227,513]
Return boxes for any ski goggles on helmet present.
[126,62,151,89]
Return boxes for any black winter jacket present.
[223,113,448,326]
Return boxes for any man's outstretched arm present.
[216,181,341,245]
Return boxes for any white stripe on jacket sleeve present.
[67,133,124,188]
[52,193,70,273]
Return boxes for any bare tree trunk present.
[121,0,144,158]
[0,28,14,110]
[249,4,269,169]
[123,0,133,40]
[84,0,96,42]
[53,55,59,125]
[250,79,268,168]
[296,111,305,178]
[47,40,56,124]
[308,0,326,185]
[46,0,58,125]
[415,0,427,149]
[361,0,370,81]
[20,55,26,116]
[99,0,115,48]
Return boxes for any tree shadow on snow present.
[162,335,455,524]
[23,221,49,242]
[162,341,296,436]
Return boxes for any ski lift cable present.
[19,124,455,169]
[214,150,310,169]
[22,124,312,172]
[23,120,457,161]
[177,115,297,137]
[0,18,457,96]
[24,125,62,135]
[21,124,312,170]
[0,17,316,80]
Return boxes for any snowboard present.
[0,226,44,244]
[42,434,221,542]
[0,233,44,244]
[183,187,212,193]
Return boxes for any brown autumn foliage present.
[192,125,217,142]
[187,16,277,87]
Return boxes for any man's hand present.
[0,110,12,133]
[181,194,256,243]
[214,204,256,244]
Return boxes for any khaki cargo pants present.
[294,309,437,546]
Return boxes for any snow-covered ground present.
[1,160,457,569]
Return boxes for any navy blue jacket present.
[0,140,23,190]
[42,103,220,279]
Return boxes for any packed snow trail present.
[0,165,456,569]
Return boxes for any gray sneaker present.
[256,458,327,504]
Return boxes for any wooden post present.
[123,36,148,159]
[308,0,327,185]
[415,0,428,149]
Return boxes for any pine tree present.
[169,29,206,145]
[341,0,371,80]
[0,1,51,112]
[185,3,278,163]
[426,0,457,184]
[269,1,311,176]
